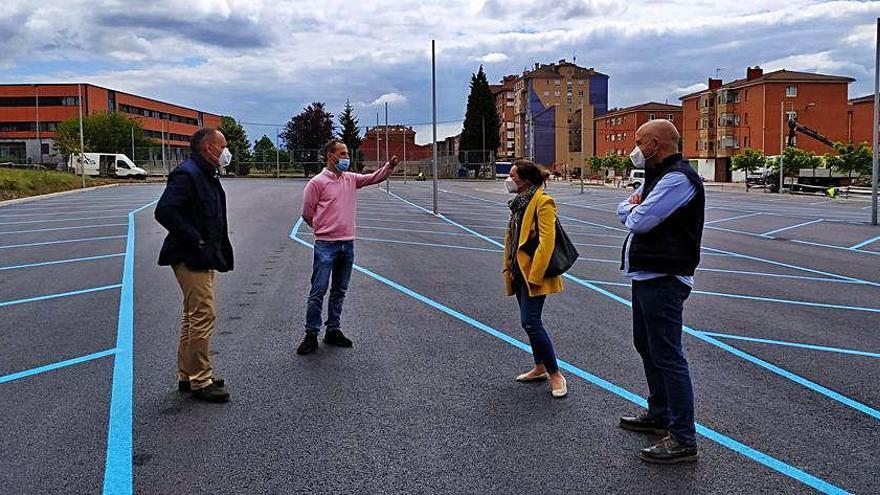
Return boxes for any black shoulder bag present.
[521,213,579,278]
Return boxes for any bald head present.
[634,119,680,167]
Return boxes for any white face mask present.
[505,176,520,193]
[219,147,232,168]
[629,146,646,169]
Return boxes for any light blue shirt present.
[617,172,697,287]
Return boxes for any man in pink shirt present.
[297,138,398,355]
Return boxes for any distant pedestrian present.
[503,160,567,398]
[617,119,704,463]
[297,139,399,355]
[155,128,234,403]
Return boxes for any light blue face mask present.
[336,157,350,172]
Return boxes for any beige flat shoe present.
[550,376,568,398]
[516,371,550,382]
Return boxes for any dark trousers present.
[514,281,558,374]
[306,240,354,334]
[632,276,696,446]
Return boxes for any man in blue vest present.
[616,119,705,464]
[156,128,234,403]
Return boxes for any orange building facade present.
[0,83,221,165]
[491,75,517,160]
[680,67,853,181]
[595,102,682,158]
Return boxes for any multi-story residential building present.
[0,83,221,166]
[595,102,683,159]
[680,67,853,181]
[490,75,517,160]
[512,59,608,174]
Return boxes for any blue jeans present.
[514,281,558,374]
[632,276,696,447]
[305,240,354,334]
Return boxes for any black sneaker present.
[191,383,230,403]
[619,411,669,435]
[297,332,319,355]
[323,330,353,348]
[640,435,698,464]
[178,376,225,392]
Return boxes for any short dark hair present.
[190,128,218,154]
[324,139,344,161]
[513,159,549,187]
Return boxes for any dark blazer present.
[155,153,234,272]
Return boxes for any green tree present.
[55,112,153,158]
[832,142,872,183]
[588,155,604,177]
[458,65,501,172]
[281,102,335,176]
[219,116,251,175]
[731,148,767,176]
[253,135,276,166]
[337,99,364,171]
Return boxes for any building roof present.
[849,94,876,104]
[678,69,855,101]
[522,60,607,81]
[600,102,682,118]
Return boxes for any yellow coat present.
[503,187,564,297]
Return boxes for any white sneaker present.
[515,371,550,382]
[550,376,567,398]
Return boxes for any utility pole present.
[403,127,407,184]
[161,120,168,176]
[275,128,280,179]
[78,84,86,187]
[779,101,784,195]
[528,112,534,162]
[385,101,390,192]
[580,96,585,194]
[481,114,486,172]
[376,113,380,167]
[432,39,439,214]
[131,126,135,164]
[35,84,41,165]
[872,17,879,225]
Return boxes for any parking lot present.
[1,179,878,494]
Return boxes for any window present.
[117,161,130,169]
[720,136,738,149]
[507,142,514,149]
[744,113,749,124]
[506,101,514,107]
[578,91,584,96]
[667,113,674,120]
[543,91,550,96]
[554,91,560,97]
[507,131,515,138]
[506,122,515,129]
[745,90,749,102]
[786,110,797,122]
[648,113,655,120]
[567,96,573,104]
[744,136,750,148]
[554,80,561,86]
[611,134,616,141]
[616,117,622,125]
[41,143,50,155]
[786,86,797,97]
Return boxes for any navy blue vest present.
[622,154,705,276]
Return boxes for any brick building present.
[0,83,221,166]
[512,60,608,174]
[848,94,878,146]
[680,67,853,181]
[360,125,433,166]
[595,102,683,158]
[490,75,517,160]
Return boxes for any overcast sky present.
[2,0,880,144]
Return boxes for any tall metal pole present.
[403,126,408,184]
[580,96,585,194]
[275,129,280,178]
[481,114,486,171]
[78,84,85,187]
[385,101,390,192]
[872,17,879,225]
[35,85,41,165]
[131,126,135,163]
[529,112,534,162]
[779,100,784,195]
[432,39,439,214]
[376,113,380,166]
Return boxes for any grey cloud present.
[97,12,270,49]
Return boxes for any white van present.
[68,153,147,179]
[621,169,645,189]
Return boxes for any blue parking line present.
[699,331,880,359]
[289,217,849,495]
[850,234,880,250]
[0,349,116,385]
[383,190,880,424]
[791,239,880,256]
[358,225,475,237]
[0,223,129,236]
[760,219,824,237]
[0,215,128,226]
[691,289,880,314]
[0,235,127,250]
[705,212,764,225]
[0,253,125,272]
[103,199,157,495]
[0,284,122,308]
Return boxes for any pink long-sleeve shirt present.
[301,164,394,241]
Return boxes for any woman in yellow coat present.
[502,160,567,398]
